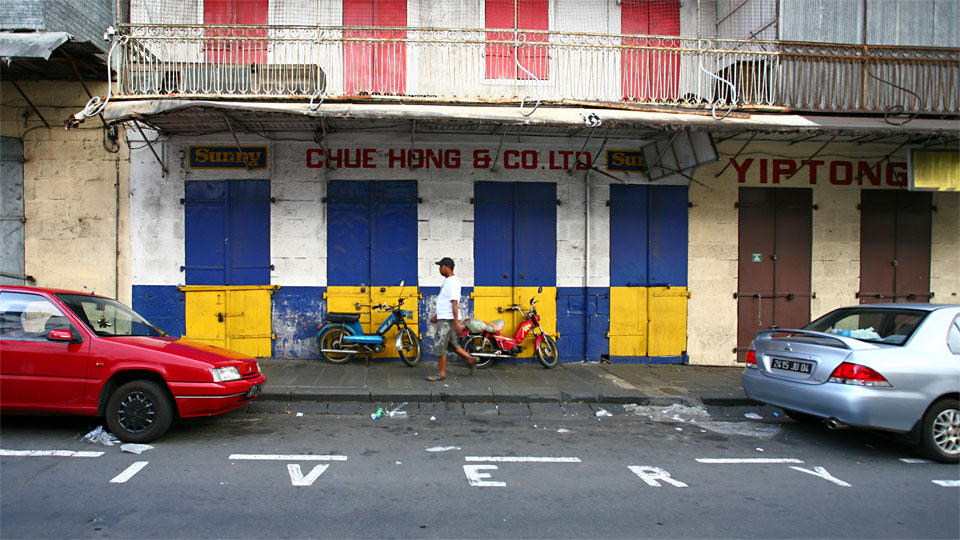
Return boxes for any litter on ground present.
[82,426,119,446]
[120,443,153,454]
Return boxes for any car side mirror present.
[48,329,82,344]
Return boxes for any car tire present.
[920,398,960,464]
[105,380,174,443]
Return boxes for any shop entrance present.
[736,187,812,362]
[472,182,557,357]
[608,184,689,360]
[325,180,420,356]
[859,190,933,303]
[181,180,274,357]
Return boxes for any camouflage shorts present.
[432,319,460,356]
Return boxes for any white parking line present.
[110,461,149,483]
[696,458,804,464]
[464,456,582,463]
[932,480,960,487]
[0,449,104,458]
[789,466,851,487]
[227,454,348,461]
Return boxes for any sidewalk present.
[257,358,751,407]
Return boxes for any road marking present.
[696,458,803,464]
[287,464,329,487]
[628,465,688,488]
[932,480,960,487]
[1,449,104,458]
[464,465,506,487]
[789,466,851,487]
[464,457,582,463]
[110,461,149,483]
[228,454,348,461]
[899,458,934,464]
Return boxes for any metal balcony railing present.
[115,24,960,116]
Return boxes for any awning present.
[102,99,960,146]
[0,31,106,80]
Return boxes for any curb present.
[259,388,756,407]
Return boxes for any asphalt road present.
[2,401,958,539]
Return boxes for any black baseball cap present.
[435,257,455,268]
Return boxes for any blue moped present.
[316,282,422,366]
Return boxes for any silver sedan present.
[742,303,960,463]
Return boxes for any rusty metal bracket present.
[10,81,49,129]
[489,124,508,172]
[714,132,756,178]
[784,134,837,181]
[220,111,252,171]
[132,119,169,176]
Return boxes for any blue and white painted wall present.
[128,128,695,363]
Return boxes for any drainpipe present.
[115,154,120,299]
[584,172,590,362]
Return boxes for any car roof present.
[834,303,959,312]
[0,285,105,298]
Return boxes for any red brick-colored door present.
[204,0,268,64]
[621,0,680,101]
[736,188,813,361]
[343,0,407,95]
[859,190,932,303]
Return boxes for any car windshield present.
[804,307,928,346]
[55,293,166,338]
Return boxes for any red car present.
[0,286,266,442]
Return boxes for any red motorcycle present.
[458,287,559,369]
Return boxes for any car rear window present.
[804,308,928,346]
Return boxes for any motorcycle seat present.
[326,312,361,323]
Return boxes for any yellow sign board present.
[909,150,959,191]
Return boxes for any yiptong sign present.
[189,146,268,169]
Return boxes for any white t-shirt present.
[436,275,461,320]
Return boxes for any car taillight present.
[828,362,892,387]
[745,349,757,368]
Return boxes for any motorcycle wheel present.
[318,326,352,364]
[396,327,422,367]
[461,335,495,369]
[535,334,559,368]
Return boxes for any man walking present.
[427,257,476,381]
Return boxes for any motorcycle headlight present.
[211,366,241,382]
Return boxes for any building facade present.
[51,0,960,364]
[1,0,130,298]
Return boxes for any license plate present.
[246,384,263,398]
[771,358,813,374]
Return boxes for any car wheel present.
[105,380,174,443]
[920,398,960,463]
[318,326,352,364]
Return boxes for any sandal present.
[426,374,447,381]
